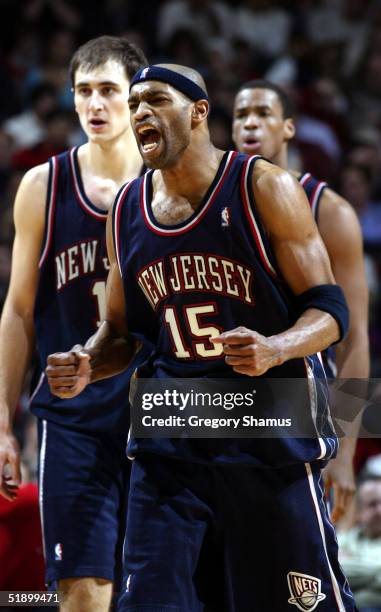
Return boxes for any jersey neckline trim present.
[70,147,108,221]
[140,150,238,235]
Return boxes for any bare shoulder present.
[253,158,298,192]
[14,162,50,225]
[252,158,307,209]
[251,158,313,239]
[319,187,359,224]
[17,162,50,196]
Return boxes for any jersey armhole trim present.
[311,181,327,221]
[241,155,277,278]
[112,181,134,278]
[38,156,58,268]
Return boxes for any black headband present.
[129,66,208,101]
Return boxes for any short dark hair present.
[69,35,147,86]
[237,79,294,119]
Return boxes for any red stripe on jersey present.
[113,181,133,277]
[241,156,277,278]
[39,156,59,268]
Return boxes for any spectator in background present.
[22,28,76,110]
[11,109,76,171]
[0,170,24,244]
[0,479,45,594]
[21,0,80,35]
[0,409,45,595]
[2,82,57,150]
[347,127,381,200]
[160,28,207,73]
[156,0,233,53]
[0,130,13,197]
[234,0,292,61]
[340,164,381,251]
[209,106,233,149]
[338,474,381,612]
[348,21,381,131]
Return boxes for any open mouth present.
[89,118,106,129]
[244,137,260,147]
[137,125,161,153]
[241,138,262,153]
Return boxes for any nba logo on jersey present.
[54,543,63,561]
[287,572,326,611]
[221,206,230,228]
[141,67,150,78]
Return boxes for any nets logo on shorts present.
[287,572,326,611]
[54,543,63,561]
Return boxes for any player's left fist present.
[212,326,281,376]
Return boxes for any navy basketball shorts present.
[37,419,130,588]
[118,453,356,612]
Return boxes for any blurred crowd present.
[0,0,381,601]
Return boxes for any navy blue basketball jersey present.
[112,152,338,466]
[299,172,327,223]
[31,146,148,432]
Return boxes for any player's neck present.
[83,135,142,181]
[271,146,288,170]
[157,142,224,208]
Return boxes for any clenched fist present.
[212,326,282,376]
[45,348,91,398]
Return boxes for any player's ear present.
[283,118,295,141]
[191,100,209,124]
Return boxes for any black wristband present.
[295,284,349,343]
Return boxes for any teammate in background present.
[232,79,370,524]
[46,64,355,611]
[0,36,147,611]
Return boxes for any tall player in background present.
[0,36,147,611]
[47,64,355,611]
[232,79,370,524]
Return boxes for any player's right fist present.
[46,350,91,398]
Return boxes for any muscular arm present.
[0,164,48,498]
[318,189,370,520]
[258,167,340,356]
[318,189,369,380]
[214,162,343,374]
[46,206,137,398]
